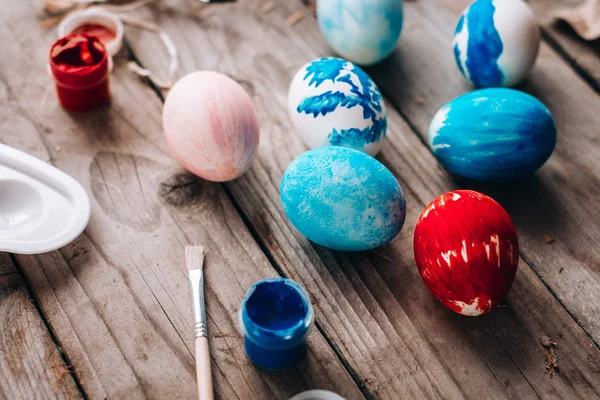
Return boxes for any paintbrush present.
[185,245,214,400]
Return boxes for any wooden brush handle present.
[195,336,214,400]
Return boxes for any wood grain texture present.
[125,0,600,398]
[366,0,600,348]
[527,0,600,92]
[0,1,362,399]
[0,254,82,400]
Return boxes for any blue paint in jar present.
[240,278,314,370]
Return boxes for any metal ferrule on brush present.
[189,268,208,338]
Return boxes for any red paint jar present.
[72,23,117,44]
[49,33,110,112]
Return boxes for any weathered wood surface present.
[125,0,600,398]
[528,0,600,92]
[0,1,363,399]
[0,254,82,399]
[367,0,600,348]
[427,0,600,93]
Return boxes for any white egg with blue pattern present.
[288,57,387,157]
[317,0,403,66]
[453,0,540,88]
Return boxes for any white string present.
[42,0,180,89]
[118,14,179,89]
[99,0,157,13]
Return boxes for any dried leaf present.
[303,0,316,16]
[42,0,76,14]
[213,332,241,339]
[301,0,316,13]
[261,0,275,13]
[40,2,88,29]
[287,11,304,26]
[544,235,556,244]
[540,336,559,378]
[553,0,600,41]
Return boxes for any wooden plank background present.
[0,254,81,399]
[1,0,600,398]
[1,1,362,399]
[124,0,600,398]
[369,0,600,346]
[528,0,600,92]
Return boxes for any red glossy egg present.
[414,190,519,316]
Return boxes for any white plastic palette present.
[0,144,90,254]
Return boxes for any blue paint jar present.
[239,278,314,371]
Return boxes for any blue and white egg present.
[317,0,403,66]
[453,0,540,88]
[280,146,406,251]
[288,57,387,157]
[429,88,556,181]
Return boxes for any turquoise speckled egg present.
[317,0,403,66]
[429,88,556,182]
[280,147,406,251]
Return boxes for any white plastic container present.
[289,390,345,400]
[0,144,90,254]
[57,9,124,57]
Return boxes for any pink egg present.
[163,71,260,182]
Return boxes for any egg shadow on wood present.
[364,48,406,92]
[511,75,552,103]
[365,45,473,105]
[312,238,549,385]
[158,171,217,210]
[454,173,569,240]
[446,294,543,377]
[551,20,600,56]
[306,229,420,320]
[67,106,121,144]
[364,48,410,95]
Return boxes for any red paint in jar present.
[49,33,110,112]
[71,23,116,46]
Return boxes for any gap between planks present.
[518,249,600,351]
[538,29,600,94]
[0,253,82,399]
[9,254,90,400]
[527,0,600,95]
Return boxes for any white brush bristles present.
[185,245,206,272]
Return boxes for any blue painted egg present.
[280,147,406,251]
[317,0,403,66]
[429,88,556,181]
[288,57,387,156]
[453,0,540,88]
